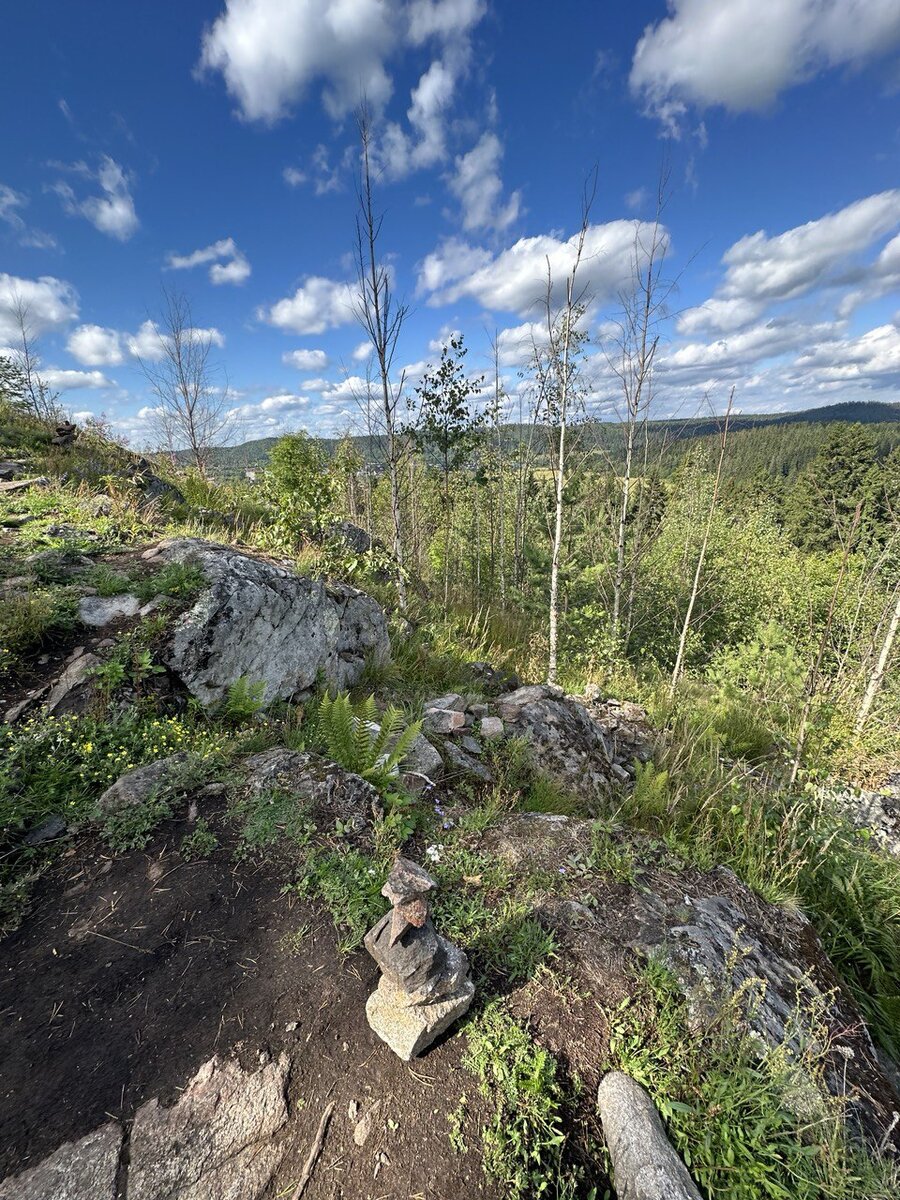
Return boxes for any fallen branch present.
[289,1100,335,1200]
[597,1071,701,1200]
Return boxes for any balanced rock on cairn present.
[364,856,474,1060]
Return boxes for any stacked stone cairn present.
[364,856,474,1060]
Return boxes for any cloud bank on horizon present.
[0,0,898,447]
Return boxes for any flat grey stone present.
[423,708,466,734]
[400,733,444,793]
[97,753,190,814]
[128,1055,289,1200]
[479,716,504,740]
[78,594,141,627]
[424,692,466,712]
[0,1121,121,1200]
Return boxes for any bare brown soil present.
[0,813,501,1199]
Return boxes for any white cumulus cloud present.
[259,276,356,335]
[448,132,521,232]
[48,156,139,241]
[198,0,398,123]
[418,221,664,315]
[678,190,900,334]
[283,348,329,370]
[42,368,113,392]
[167,237,251,285]
[0,273,79,342]
[631,0,900,132]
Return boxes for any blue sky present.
[1,0,899,446]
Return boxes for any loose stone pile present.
[403,680,654,801]
[364,857,474,1060]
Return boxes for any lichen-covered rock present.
[822,780,900,858]
[96,753,191,814]
[241,748,383,835]
[495,685,616,800]
[128,1055,289,1200]
[0,1121,121,1200]
[151,538,389,707]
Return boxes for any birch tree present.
[609,176,672,642]
[669,387,735,696]
[539,181,594,686]
[138,290,233,477]
[352,110,410,610]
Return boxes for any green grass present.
[463,1002,587,1199]
[605,958,899,1200]
[0,588,76,675]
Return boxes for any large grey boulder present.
[150,538,389,708]
[0,1122,122,1200]
[128,1055,289,1200]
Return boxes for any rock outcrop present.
[128,1055,290,1200]
[147,538,390,708]
[0,1057,289,1200]
[0,1122,122,1200]
[242,747,384,837]
[483,813,900,1146]
[404,681,654,802]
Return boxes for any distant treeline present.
[193,399,900,483]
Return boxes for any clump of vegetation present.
[605,958,899,1199]
[102,794,174,852]
[0,589,76,675]
[180,818,219,860]
[314,692,422,791]
[464,1002,585,1199]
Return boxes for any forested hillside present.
[198,398,900,482]
[2,358,900,1200]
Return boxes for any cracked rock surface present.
[149,538,389,707]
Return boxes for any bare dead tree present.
[10,295,60,421]
[608,171,674,642]
[137,289,233,477]
[352,108,410,611]
[669,387,736,697]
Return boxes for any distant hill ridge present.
[192,399,900,479]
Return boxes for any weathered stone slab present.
[128,1055,289,1200]
[0,1121,121,1200]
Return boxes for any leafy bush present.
[315,692,421,790]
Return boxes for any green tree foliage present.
[262,431,337,541]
